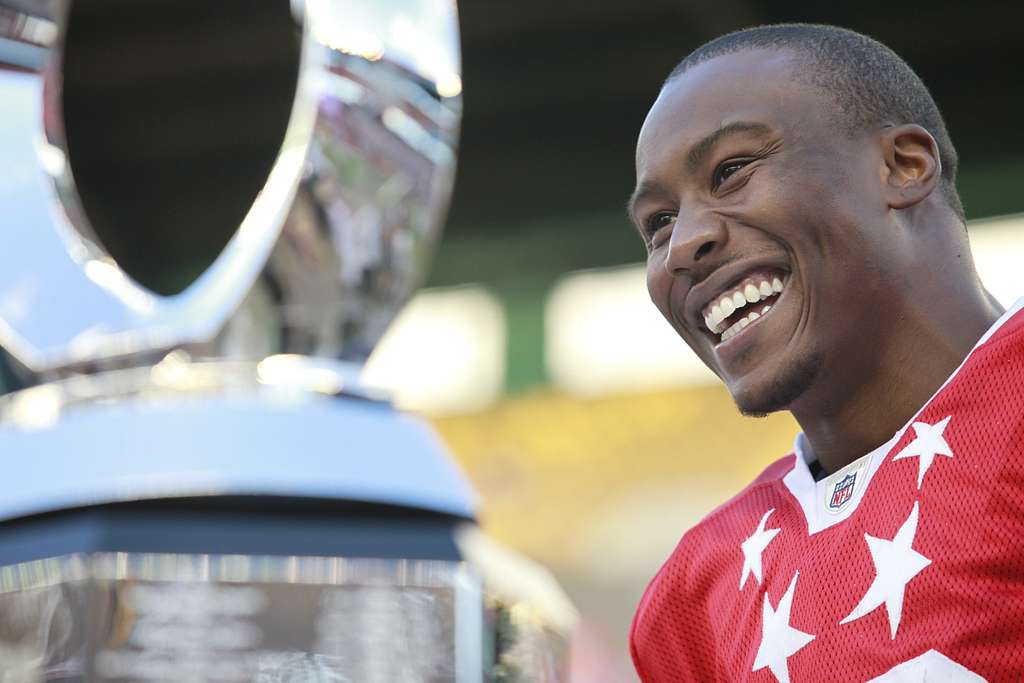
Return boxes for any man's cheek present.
[646,271,671,313]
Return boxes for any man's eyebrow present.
[687,121,773,173]
[627,121,774,222]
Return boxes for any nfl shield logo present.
[829,473,857,511]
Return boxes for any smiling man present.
[628,24,1024,683]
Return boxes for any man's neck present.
[793,289,1003,476]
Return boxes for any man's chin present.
[728,351,823,417]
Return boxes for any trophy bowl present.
[0,0,462,377]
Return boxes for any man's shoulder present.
[630,453,795,657]
[685,451,795,544]
[637,452,794,592]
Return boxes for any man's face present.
[631,49,897,415]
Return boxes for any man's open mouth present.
[701,268,789,343]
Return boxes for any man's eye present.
[645,212,676,235]
[712,160,749,190]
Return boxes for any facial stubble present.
[733,349,823,418]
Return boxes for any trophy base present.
[0,371,574,682]
[0,499,478,682]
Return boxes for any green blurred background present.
[431,0,1024,393]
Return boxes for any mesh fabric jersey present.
[630,299,1024,683]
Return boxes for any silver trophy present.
[0,1,575,680]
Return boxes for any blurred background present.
[360,1,1024,680]
[3,0,1022,680]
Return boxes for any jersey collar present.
[783,295,1024,535]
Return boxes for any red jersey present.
[630,299,1024,683]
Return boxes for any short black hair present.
[667,24,964,220]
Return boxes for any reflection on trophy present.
[0,1,574,680]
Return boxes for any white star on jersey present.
[840,502,932,639]
[892,416,954,488]
[740,509,781,590]
[752,570,815,683]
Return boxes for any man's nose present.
[663,213,728,276]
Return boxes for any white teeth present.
[718,305,773,343]
[706,306,723,333]
[706,274,788,340]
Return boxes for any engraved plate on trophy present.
[0,554,467,682]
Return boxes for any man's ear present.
[880,124,941,210]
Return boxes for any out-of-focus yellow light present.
[148,351,226,393]
[21,16,58,46]
[149,349,194,389]
[5,384,61,430]
[36,142,66,177]
[311,23,384,61]
[354,34,385,61]
[256,354,344,395]
[436,72,462,98]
